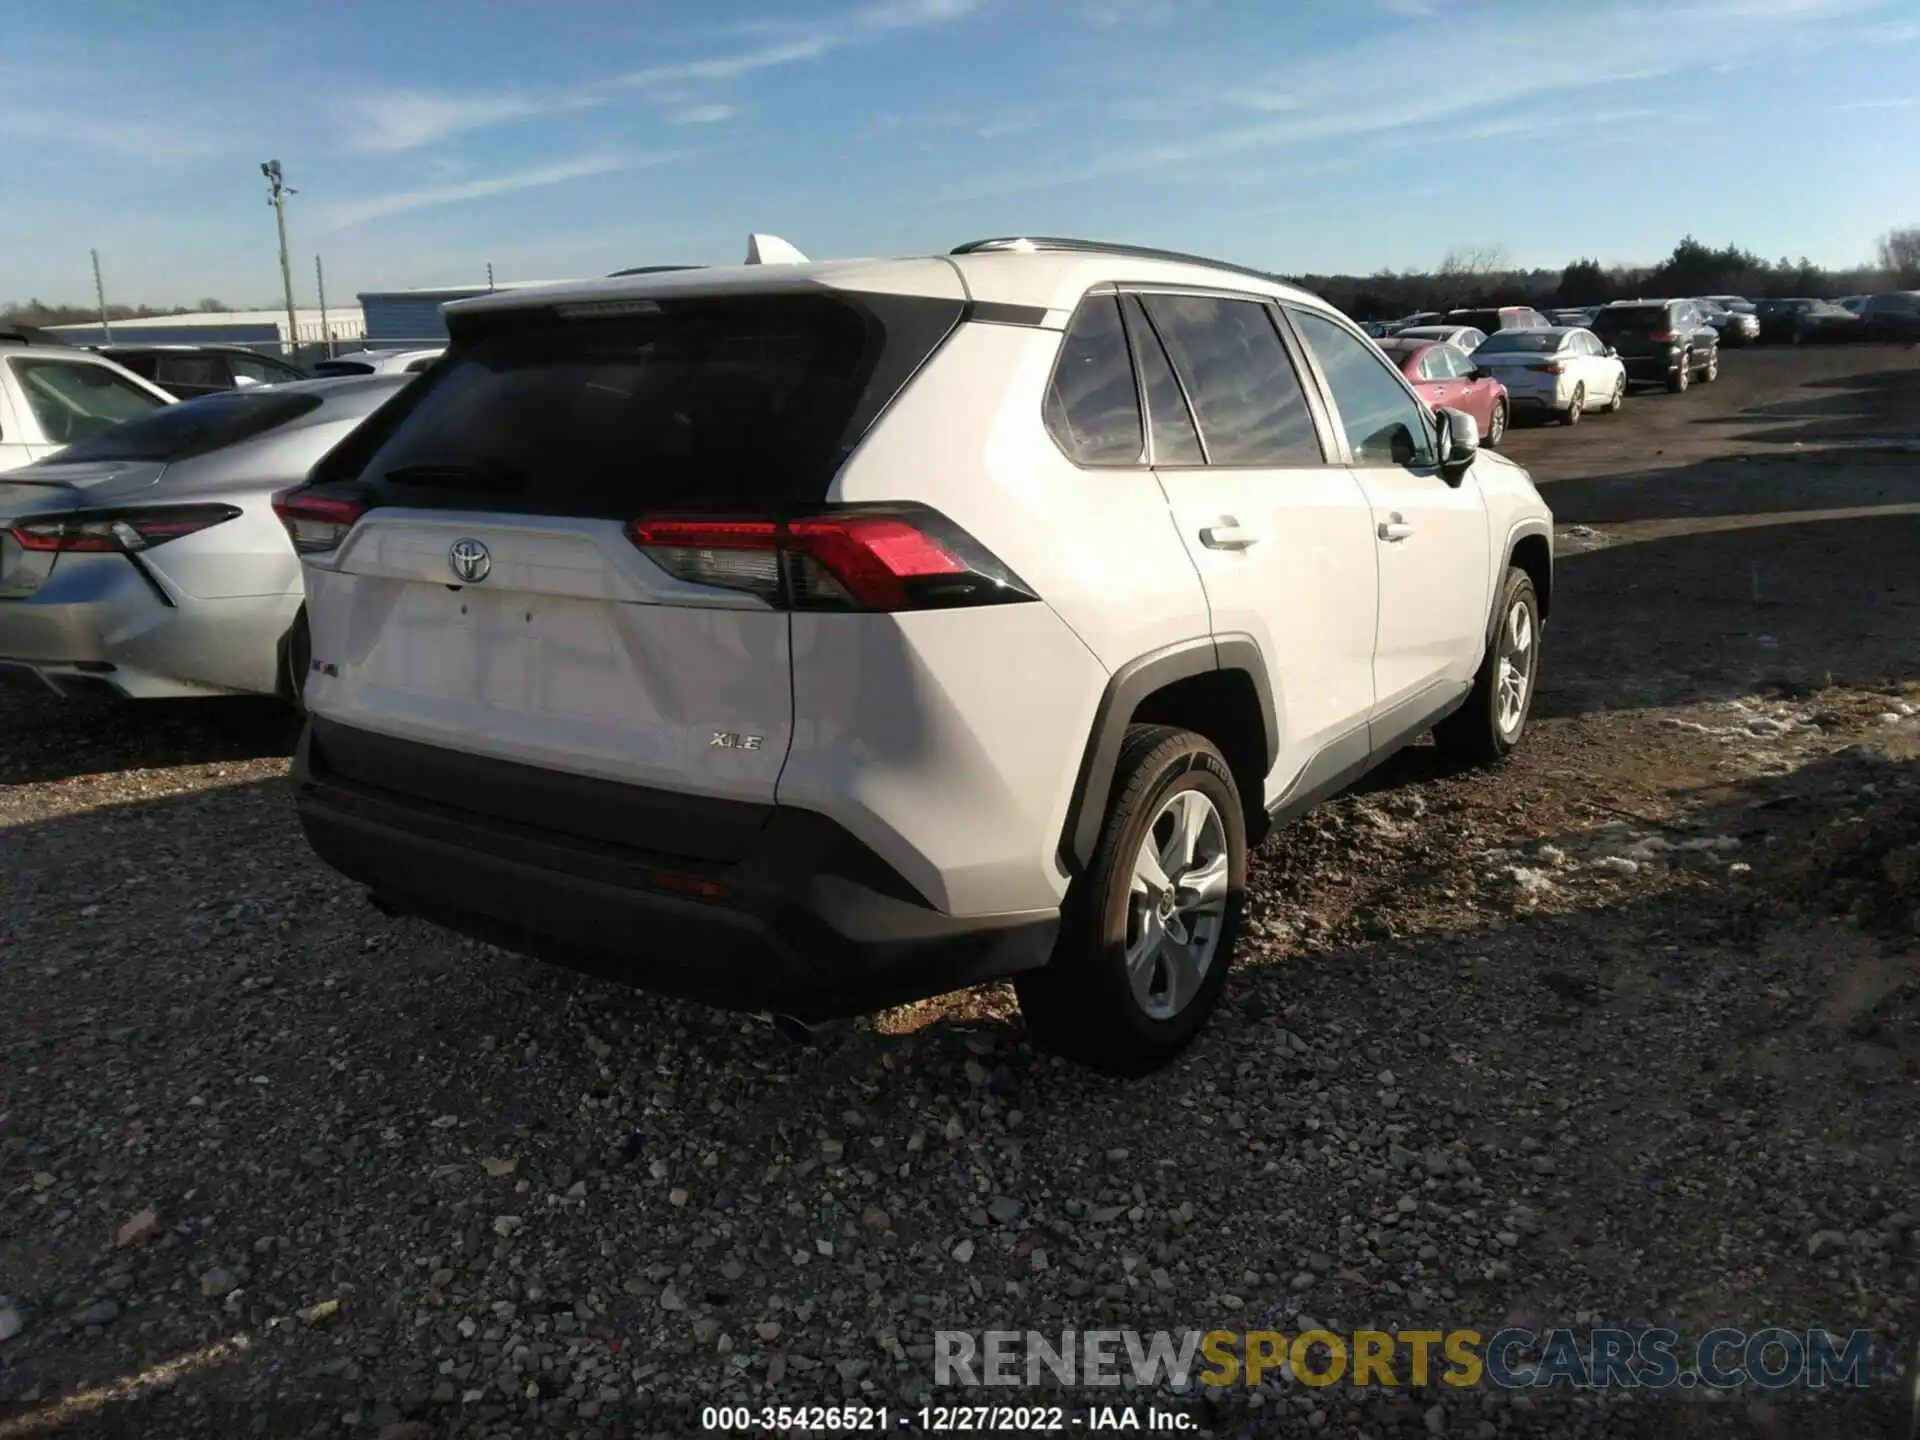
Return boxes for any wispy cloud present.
[0,107,234,164]
[947,0,1877,200]
[337,90,563,154]
[668,103,738,125]
[317,152,681,231]
[611,0,981,91]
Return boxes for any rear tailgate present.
[294,281,967,851]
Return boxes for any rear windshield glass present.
[312,360,376,377]
[49,390,324,463]
[328,293,961,516]
[1476,332,1561,354]
[1592,307,1669,332]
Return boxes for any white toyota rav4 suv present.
[278,236,1553,1075]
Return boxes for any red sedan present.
[1375,338,1510,449]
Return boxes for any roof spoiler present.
[745,233,809,265]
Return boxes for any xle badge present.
[710,732,764,751]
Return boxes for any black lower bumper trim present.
[293,723,1057,1019]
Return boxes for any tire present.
[1485,399,1508,449]
[1016,725,1246,1076]
[1700,348,1719,382]
[275,604,311,715]
[1432,567,1542,765]
[1561,384,1585,425]
[1668,355,1690,392]
[1608,373,1626,412]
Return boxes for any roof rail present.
[950,236,1283,288]
[0,326,62,346]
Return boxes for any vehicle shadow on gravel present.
[0,677,299,786]
[1692,362,1920,446]
[2,749,1916,1437]
[1531,498,1920,719]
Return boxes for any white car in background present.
[1470,327,1626,426]
[1391,324,1488,353]
[1,331,174,470]
[311,348,444,378]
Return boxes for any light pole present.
[261,160,299,360]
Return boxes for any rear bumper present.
[1619,350,1686,381]
[0,552,291,698]
[291,721,1058,1019]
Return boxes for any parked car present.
[1361,321,1394,338]
[1754,298,1859,344]
[1549,307,1600,328]
[1704,295,1756,315]
[1447,305,1553,334]
[1856,291,1920,343]
[1837,295,1869,315]
[0,376,407,701]
[1691,298,1759,346]
[1375,339,1511,447]
[311,348,444,377]
[1590,300,1721,390]
[1,330,174,471]
[1388,311,1448,333]
[96,344,308,399]
[274,234,1554,1075]
[1470,326,1626,424]
[1392,324,1489,353]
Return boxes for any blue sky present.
[3,0,1916,310]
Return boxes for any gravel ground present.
[2,346,1919,1439]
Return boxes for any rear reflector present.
[10,503,241,554]
[628,506,1034,613]
[273,489,368,554]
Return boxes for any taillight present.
[1526,361,1567,375]
[9,504,240,554]
[272,489,368,554]
[1649,330,1678,342]
[627,506,1035,613]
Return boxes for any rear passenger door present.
[1126,291,1380,809]
[1285,308,1491,738]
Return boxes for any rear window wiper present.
[380,458,529,493]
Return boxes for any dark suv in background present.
[1857,291,1920,344]
[99,344,307,399]
[1591,300,1721,391]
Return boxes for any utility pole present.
[486,261,495,292]
[90,249,113,342]
[261,160,299,360]
[314,254,333,359]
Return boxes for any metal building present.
[46,307,364,353]
[358,283,566,348]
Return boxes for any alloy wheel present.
[1126,790,1230,1022]
[1496,598,1537,738]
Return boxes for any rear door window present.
[332,292,962,515]
[1045,295,1144,466]
[1137,294,1323,466]
[1120,295,1203,465]
[155,354,230,391]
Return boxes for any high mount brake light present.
[272,490,368,554]
[9,504,241,554]
[627,507,1034,613]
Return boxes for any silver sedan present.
[0,375,407,701]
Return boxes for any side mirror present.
[1604,345,1618,358]
[1435,406,1480,475]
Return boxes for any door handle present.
[1377,513,1415,542]
[1199,521,1260,551]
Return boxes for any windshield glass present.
[1592,306,1670,333]
[49,389,323,463]
[322,292,961,518]
[1476,332,1562,354]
